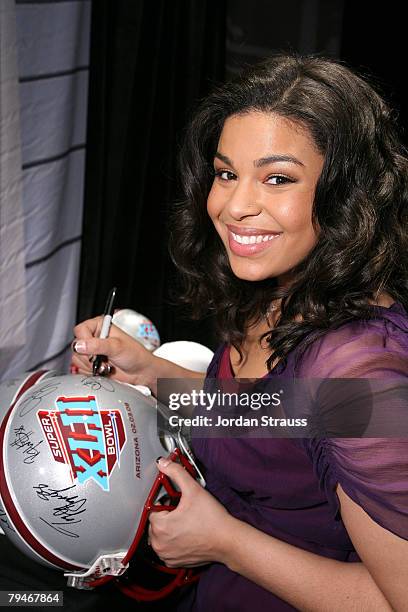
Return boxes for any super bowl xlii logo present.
[139,322,160,344]
[37,396,126,491]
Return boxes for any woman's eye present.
[214,170,236,181]
[213,170,294,184]
[266,175,293,185]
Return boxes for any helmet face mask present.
[0,373,202,599]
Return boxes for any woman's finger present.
[71,336,122,360]
[71,353,92,372]
[73,316,103,339]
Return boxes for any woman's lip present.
[227,228,282,256]
[226,224,282,236]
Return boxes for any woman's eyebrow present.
[214,151,304,167]
[214,152,233,165]
[255,154,305,168]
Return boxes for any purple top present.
[183,302,408,611]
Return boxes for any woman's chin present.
[229,263,278,282]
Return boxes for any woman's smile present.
[227,225,283,256]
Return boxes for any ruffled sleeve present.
[298,313,408,541]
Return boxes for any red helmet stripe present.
[0,371,81,571]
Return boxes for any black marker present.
[93,287,117,376]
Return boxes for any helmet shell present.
[0,371,59,536]
[112,309,160,351]
[153,341,214,372]
[0,374,173,571]
[0,371,60,420]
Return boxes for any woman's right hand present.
[71,316,156,388]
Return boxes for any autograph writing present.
[81,376,115,393]
[39,517,80,539]
[18,381,62,417]
[10,426,43,464]
[34,484,87,539]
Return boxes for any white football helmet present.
[112,309,160,351]
[0,372,204,601]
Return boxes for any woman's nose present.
[225,179,262,220]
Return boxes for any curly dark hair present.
[168,53,408,372]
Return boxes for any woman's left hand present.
[148,457,234,568]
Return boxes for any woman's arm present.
[72,316,205,401]
[220,484,401,611]
[150,459,407,612]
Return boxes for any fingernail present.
[73,340,87,354]
[157,457,170,468]
[156,456,163,463]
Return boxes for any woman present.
[72,54,408,610]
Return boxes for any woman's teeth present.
[231,232,280,244]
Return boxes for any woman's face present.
[207,111,325,284]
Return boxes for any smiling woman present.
[169,55,408,368]
[72,54,408,611]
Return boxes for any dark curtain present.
[340,1,408,144]
[78,0,226,350]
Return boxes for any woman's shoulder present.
[205,301,408,378]
[294,301,408,378]
[306,301,408,349]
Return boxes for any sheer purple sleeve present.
[205,343,226,377]
[297,316,408,540]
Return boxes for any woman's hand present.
[71,316,156,387]
[148,457,235,568]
